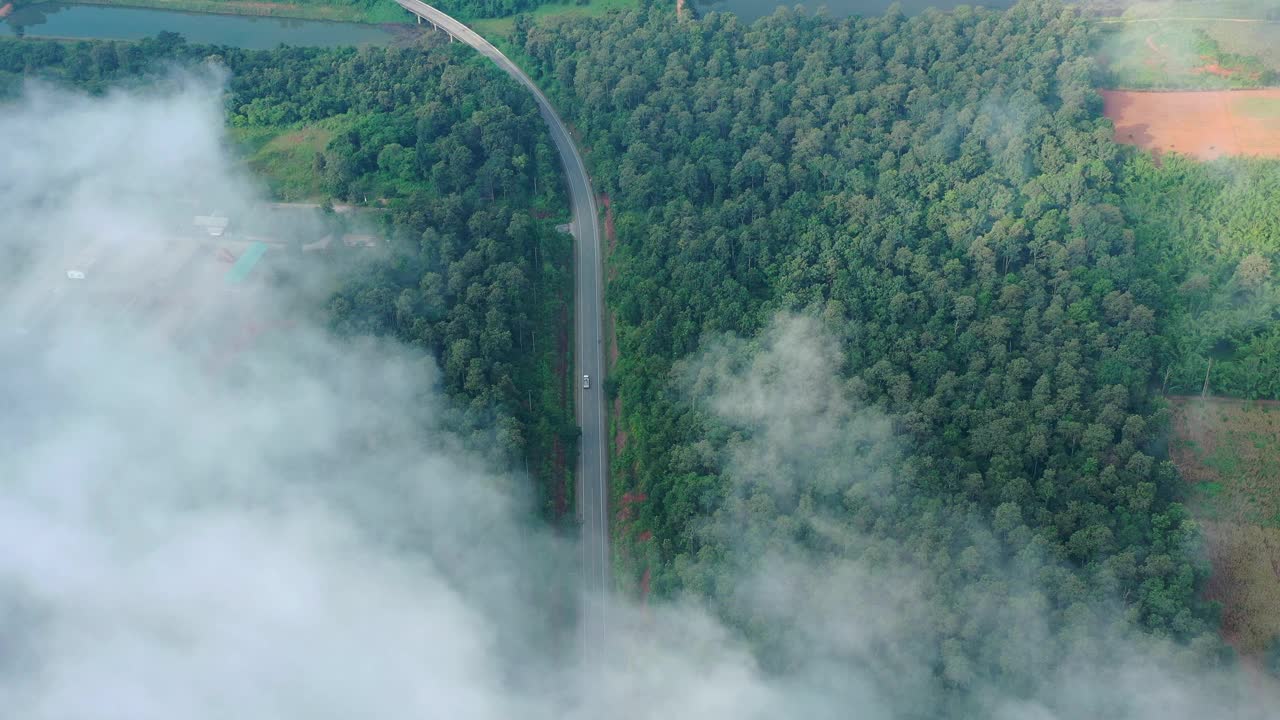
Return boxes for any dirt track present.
[1102,88,1280,160]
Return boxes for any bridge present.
[393,0,611,666]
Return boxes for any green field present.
[232,121,339,201]
[1091,0,1280,89]
[1172,398,1280,526]
[469,0,639,41]
[1095,19,1277,89]
[1198,20,1280,67]
[34,0,412,23]
[1170,396,1280,655]
[1100,0,1280,21]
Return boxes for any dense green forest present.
[521,0,1252,708]
[0,35,577,517]
[1124,154,1280,399]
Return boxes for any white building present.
[194,214,230,237]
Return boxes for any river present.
[694,0,1015,23]
[3,3,397,48]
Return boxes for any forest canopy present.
[517,0,1274,709]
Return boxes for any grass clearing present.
[469,0,638,41]
[1201,521,1280,655]
[230,119,342,201]
[1099,0,1280,21]
[41,0,412,23]
[1170,396,1280,656]
[1095,19,1275,89]
[1199,20,1280,69]
[1171,396,1280,525]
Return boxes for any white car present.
[582,375,590,389]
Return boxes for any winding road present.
[393,0,610,664]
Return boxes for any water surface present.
[694,0,1014,23]
[3,3,395,48]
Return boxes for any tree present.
[1235,252,1272,292]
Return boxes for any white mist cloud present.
[0,72,548,720]
[0,70,807,720]
[684,315,896,502]
[677,313,1280,719]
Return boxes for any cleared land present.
[1102,89,1280,160]
[1172,396,1280,525]
[1200,20,1280,70]
[53,0,411,23]
[1098,0,1280,22]
[1096,20,1276,89]
[1170,396,1280,654]
[468,0,637,44]
[233,124,336,202]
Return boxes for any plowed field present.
[1102,88,1280,160]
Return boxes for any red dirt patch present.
[614,489,653,604]
[1195,63,1237,78]
[1102,89,1280,161]
[601,192,629,486]
[601,193,617,274]
[602,200,627,456]
[617,491,647,523]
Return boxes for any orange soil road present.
[1102,88,1280,161]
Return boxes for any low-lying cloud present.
[0,71,560,720]
[0,67,1277,720]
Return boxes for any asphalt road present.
[394,0,610,664]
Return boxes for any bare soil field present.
[1169,396,1280,656]
[1102,89,1280,160]
[1170,396,1280,524]
[1201,521,1280,655]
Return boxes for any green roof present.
[226,242,268,285]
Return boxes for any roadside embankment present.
[27,0,410,23]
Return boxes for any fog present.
[0,70,1276,720]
